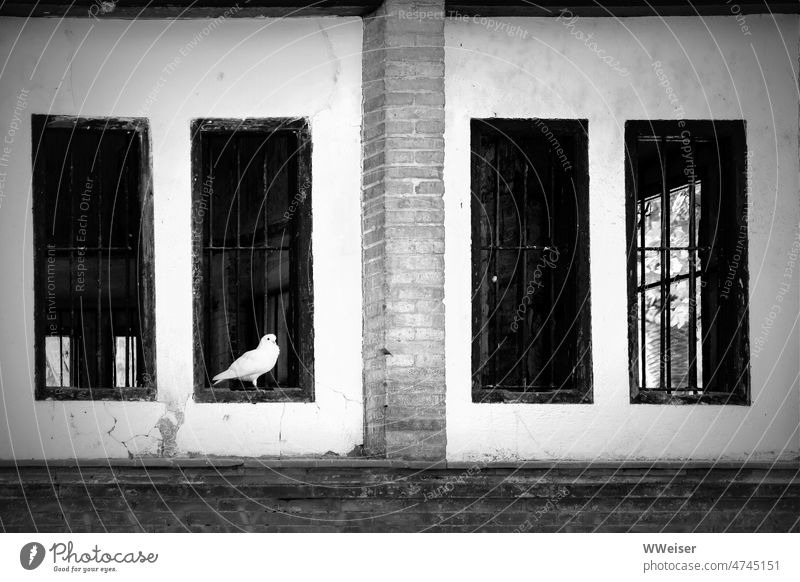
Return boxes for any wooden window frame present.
[32,115,157,401]
[470,118,593,404]
[191,118,314,404]
[625,120,750,405]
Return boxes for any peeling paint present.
[156,410,184,457]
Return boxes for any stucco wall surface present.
[0,16,364,458]
[444,14,800,461]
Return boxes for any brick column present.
[362,0,446,460]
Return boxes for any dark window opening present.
[626,120,749,405]
[33,116,156,400]
[471,119,592,404]
[192,118,313,403]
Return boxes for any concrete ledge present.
[0,458,798,470]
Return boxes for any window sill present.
[472,387,592,404]
[37,387,156,401]
[193,386,312,403]
[632,390,749,405]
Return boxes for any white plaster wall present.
[445,14,800,461]
[0,16,364,458]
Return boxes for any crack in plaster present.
[103,406,134,459]
[278,405,286,443]
[316,21,342,112]
[327,385,359,404]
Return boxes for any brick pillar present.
[362,0,446,460]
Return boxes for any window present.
[33,115,156,400]
[471,119,592,403]
[191,118,313,402]
[625,120,749,404]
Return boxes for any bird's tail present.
[212,369,235,384]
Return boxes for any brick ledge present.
[1,458,798,471]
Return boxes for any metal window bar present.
[262,137,270,387]
[520,159,528,389]
[287,133,300,386]
[124,132,132,387]
[492,136,500,387]
[209,139,216,388]
[659,136,671,390]
[638,146,647,390]
[548,148,556,389]
[481,137,564,392]
[639,271,696,291]
[688,160,698,390]
[95,136,102,390]
[68,133,77,387]
[235,140,241,365]
[204,245,290,251]
[202,149,209,382]
[59,322,64,386]
[479,245,554,251]
[222,139,238,375]
[273,289,280,383]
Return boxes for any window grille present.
[33,116,156,400]
[471,119,592,404]
[191,118,313,403]
[626,121,749,404]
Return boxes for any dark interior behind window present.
[33,116,156,400]
[471,119,592,404]
[192,118,313,403]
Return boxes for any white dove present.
[212,334,280,387]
